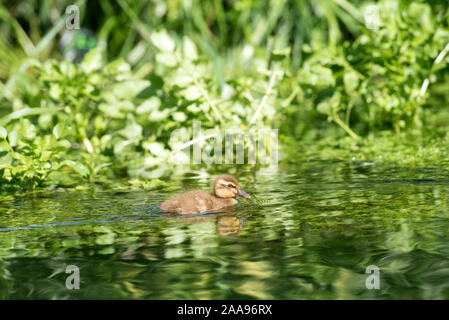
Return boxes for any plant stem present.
[249,70,279,127]
[419,41,449,99]
[332,110,359,139]
[173,132,218,152]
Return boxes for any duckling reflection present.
[216,214,251,237]
[170,209,251,237]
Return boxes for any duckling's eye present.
[227,184,234,188]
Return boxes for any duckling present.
[160,174,250,215]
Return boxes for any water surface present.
[1,161,449,299]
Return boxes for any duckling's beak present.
[237,188,251,199]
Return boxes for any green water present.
[2,161,449,299]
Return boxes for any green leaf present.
[272,47,291,61]
[183,37,198,60]
[136,97,161,114]
[105,58,131,75]
[151,30,175,52]
[60,160,90,178]
[172,112,187,122]
[0,126,7,139]
[81,48,104,74]
[7,131,18,147]
[344,71,359,94]
[183,85,202,101]
[110,80,151,100]
[0,107,61,126]
[143,142,166,156]
[156,52,178,67]
[19,119,36,140]
[120,121,142,140]
[317,102,330,115]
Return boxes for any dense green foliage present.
[1,0,449,190]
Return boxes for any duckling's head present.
[213,174,251,199]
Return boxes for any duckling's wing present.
[159,197,180,212]
[160,190,214,214]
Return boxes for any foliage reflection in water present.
[1,161,449,299]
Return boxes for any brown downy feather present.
[159,175,249,215]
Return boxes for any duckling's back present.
[160,190,215,215]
